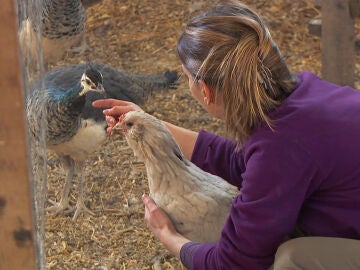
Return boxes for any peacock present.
[27,62,179,220]
[18,0,88,79]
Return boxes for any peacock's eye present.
[85,79,91,85]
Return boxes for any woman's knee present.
[273,237,360,270]
[273,238,310,269]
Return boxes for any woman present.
[93,0,360,269]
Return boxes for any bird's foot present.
[69,40,88,55]
[46,199,72,216]
[72,199,95,221]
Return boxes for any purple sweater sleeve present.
[180,242,201,269]
[191,130,244,186]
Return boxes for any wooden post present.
[321,0,355,87]
[0,0,37,269]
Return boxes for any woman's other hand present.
[142,194,191,258]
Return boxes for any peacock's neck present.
[58,83,86,113]
[45,83,86,145]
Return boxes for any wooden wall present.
[0,0,37,269]
[321,0,356,87]
[309,0,359,87]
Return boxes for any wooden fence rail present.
[309,0,359,87]
[0,0,37,269]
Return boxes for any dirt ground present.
[38,0,358,269]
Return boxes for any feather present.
[27,64,179,220]
[18,0,87,80]
[116,111,239,242]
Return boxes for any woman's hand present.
[142,194,191,258]
[92,99,143,134]
[142,194,177,238]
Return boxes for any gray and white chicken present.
[27,63,179,220]
[114,111,239,243]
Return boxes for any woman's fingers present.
[92,98,144,134]
[105,115,117,126]
[143,194,158,213]
[142,194,164,228]
[105,115,117,134]
[92,98,133,108]
[142,194,176,232]
[92,98,143,117]
[103,105,137,117]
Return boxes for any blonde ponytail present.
[177,0,297,144]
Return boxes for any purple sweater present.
[181,71,360,269]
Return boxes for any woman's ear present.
[199,80,215,104]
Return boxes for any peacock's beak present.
[98,83,105,93]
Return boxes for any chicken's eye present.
[126,122,133,128]
[85,79,91,85]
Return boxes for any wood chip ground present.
[40,1,359,269]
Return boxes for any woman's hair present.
[177,0,297,144]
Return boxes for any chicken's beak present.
[111,121,125,136]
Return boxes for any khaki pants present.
[271,237,360,270]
